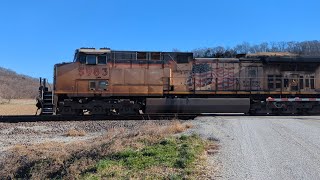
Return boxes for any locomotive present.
[37,48,320,115]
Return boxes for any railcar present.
[37,48,320,115]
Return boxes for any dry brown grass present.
[165,121,194,134]
[185,123,194,129]
[0,99,37,115]
[169,121,186,133]
[11,142,70,163]
[0,121,196,179]
[64,129,86,137]
[247,52,297,57]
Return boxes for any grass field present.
[0,99,37,115]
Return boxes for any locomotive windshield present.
[78,55,107,65]
[86,55,96,64]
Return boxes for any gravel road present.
[192,116,320,180]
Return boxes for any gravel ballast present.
[0,120,175,154]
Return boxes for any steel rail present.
[0,114,200,123]
[1,113,314,123]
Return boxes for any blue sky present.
[0,0,319,79]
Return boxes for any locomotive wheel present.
[60,106,74,115]
[91,106,105,115]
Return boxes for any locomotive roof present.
[76,48,193,55]
[74,48,194,63]
[74,48,320,63]
[77,48,111,54]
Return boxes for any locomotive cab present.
[74,48,110,65]
[52,48,194,115]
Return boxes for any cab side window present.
[98,56,107,64]
[79,55,86,63]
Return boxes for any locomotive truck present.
[37,48,320,115]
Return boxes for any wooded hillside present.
[0,67,39,101]
[192,40,320,58]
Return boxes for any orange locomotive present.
[38,48,320,115]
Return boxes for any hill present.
[0,67,39,101]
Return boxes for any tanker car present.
[37,48,320,115]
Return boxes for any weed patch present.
[82,134,206,179]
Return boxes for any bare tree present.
[172,48,181,52]
[259,42,269,52]
[192,40,320,58]
[249,45,260,53]
[234,42,251,54]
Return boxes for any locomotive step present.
[43,102,53,105]
[41,112,53,115]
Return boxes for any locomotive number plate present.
[78,65,108,77]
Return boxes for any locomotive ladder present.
[38,78,54,115]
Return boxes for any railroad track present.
[1,113,310,123]
[0,114,200,123]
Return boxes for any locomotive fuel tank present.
[145,98,250,113]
